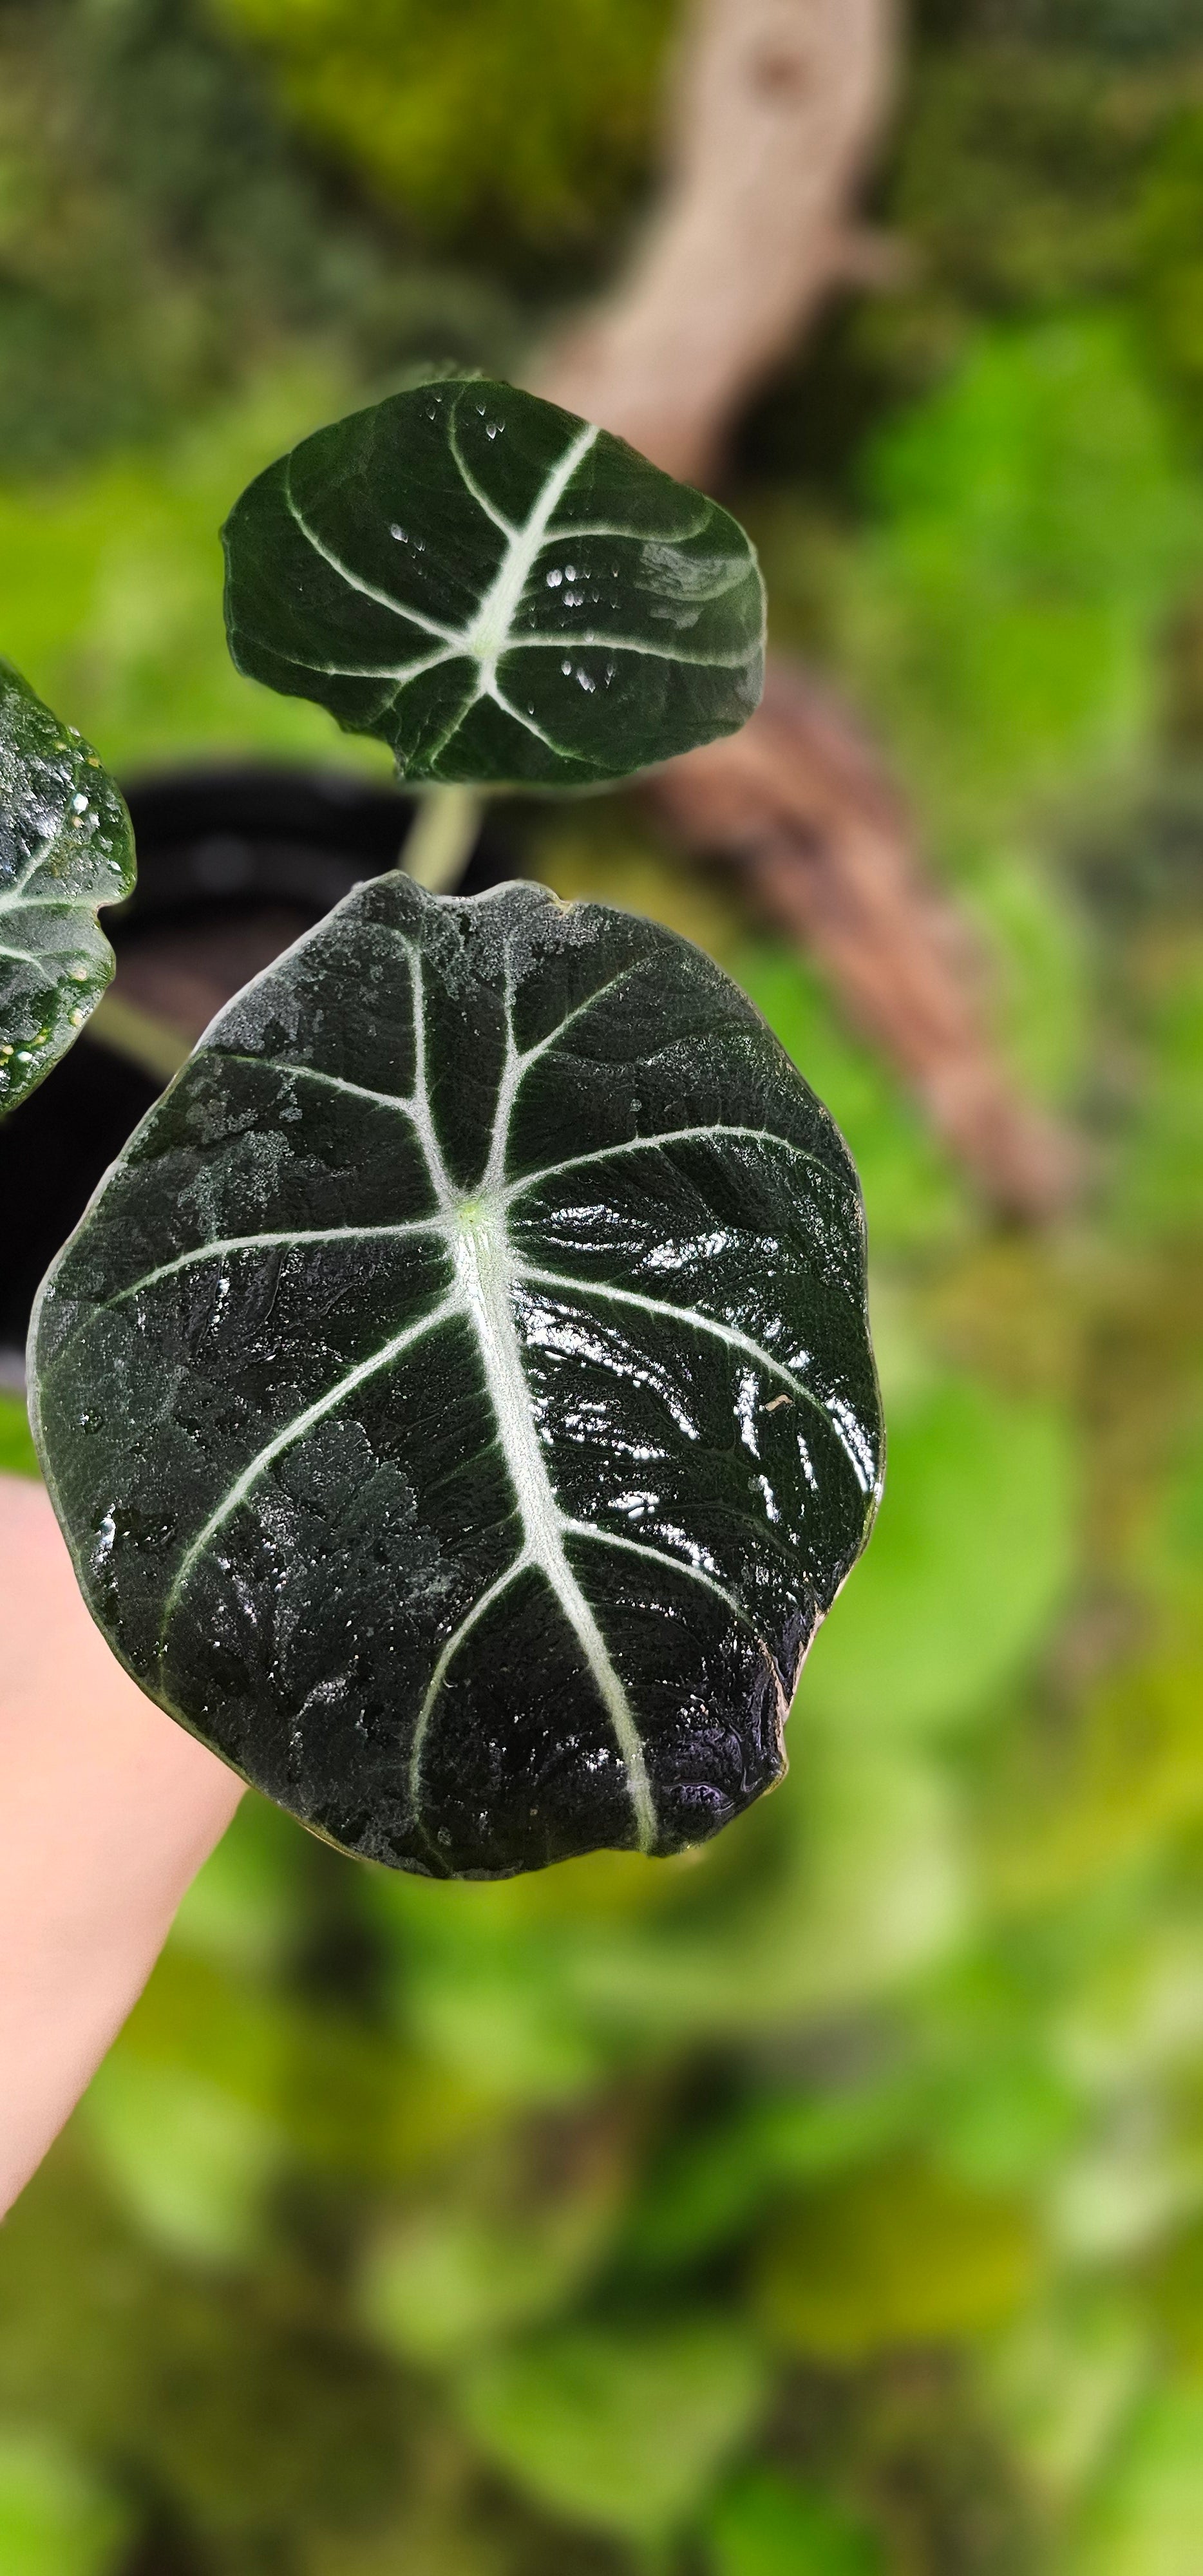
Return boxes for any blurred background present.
[3,0,1203,2568]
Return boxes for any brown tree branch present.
[537,0,898,489]
[644,665,1081,1219]
[536,0,1079,1219]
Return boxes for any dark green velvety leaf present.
[31,876,880,1879]
[0,658,135,1115]
[222,378,765,786]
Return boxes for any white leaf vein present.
[283,467,459,645]
[446,417,518,538]
[216,1052,426,1123]
[544,507,710,544]
[505,631,753,668]
[0,828,58,909]
[158,1291,462,1640]
[515,1260,867,1486]
[485,678,594,768]
[406,1559,527,1857]
[261,639,464,685]
[0,899,101,917]
[98,1218,447,1314]
[562,1519,788,1710]
[506,1122,829,1201]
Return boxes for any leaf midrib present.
[461,419,599,684]
[442,1195,657,1853]
[140,932,846,1855]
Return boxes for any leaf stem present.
[401,785,482,894]
[85,992,193,1084]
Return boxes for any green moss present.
[0,0,515,480]
[213,0,675,267]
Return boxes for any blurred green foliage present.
[209,0,674,269]
[0,361,397,773]
[0,2430,133,2576]
[3,0,1203,2570]
[0,1387,38,1475]
[0,0,516,480]
[460,2316,768,2547]
[706,2469,882,2576]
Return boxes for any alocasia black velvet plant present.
[12,376,883,1878]
[0,659,135,1115]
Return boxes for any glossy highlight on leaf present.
[0,659,135,1115]
[222,378,766,786]
[32,876,881,1879]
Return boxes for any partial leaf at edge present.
[222,378,766,787]
[31,875,881,1879]
[0,658,135,1115]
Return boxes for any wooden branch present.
[536,0,898,487]
[535,0,1079,1218]
[644,666,1081,1220]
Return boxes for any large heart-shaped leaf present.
[0,659,135,1115]
[31,876,881,1879]
[222,379,765,786]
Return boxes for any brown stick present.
[644,665,1081,1219]
[536,0,1078,1219]
[537,0,898,488]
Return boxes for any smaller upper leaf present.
[222,378,766,788]
[0,659,135,1116]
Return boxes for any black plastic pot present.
[0,762,526,1356]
